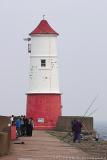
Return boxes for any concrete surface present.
[1,130,91,160]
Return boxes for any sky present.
[0,0,107,123]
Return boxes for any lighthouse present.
[26,18,62,129]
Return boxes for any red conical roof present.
[30,19,59,36]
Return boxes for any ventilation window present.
[41,59,46,67]
[28,44,31,53]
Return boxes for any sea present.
[94,121,107,140]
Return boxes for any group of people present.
[11,115,34,137]
[71,119,83,143]
[10,115,83,142]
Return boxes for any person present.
[71,119,82,143]
[20,116,25,136]
[10,115,15,125]
[71,119,76,132]
[23,116,28,136]
[16,117,21,137]
[26,118,34,136]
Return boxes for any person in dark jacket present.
[72,119,82,143]
[26,118,34,136]
[20,116,25,136]
[23,116,28,136]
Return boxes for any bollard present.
[11,125,16,140]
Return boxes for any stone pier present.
[1,130,91,160]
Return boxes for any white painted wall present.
[28,34,60,93]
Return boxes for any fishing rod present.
[80,95,99,139]
[69,95,99,140]
[87,108,98,117]
[83,94,99,117]
[81,107,98,135]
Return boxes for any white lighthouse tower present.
[26,18,62,129]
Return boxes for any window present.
[28,44,31,53]
[41,59,46,67]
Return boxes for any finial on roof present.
[43,15,45,20]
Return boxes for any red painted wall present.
[26,94,61,129]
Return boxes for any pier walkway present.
[1,130,90,160]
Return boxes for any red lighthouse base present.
[26,93,61,130]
